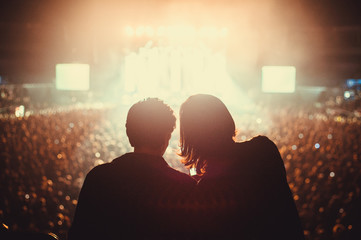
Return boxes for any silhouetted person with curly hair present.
[68,98,196,240]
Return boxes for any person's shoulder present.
[249,135,273,144]
[85,162,113,181]
[85,154,129,179]
[235,135,282,166]
[239,135,278,151]
[165,167,197,185]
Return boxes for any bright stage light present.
[145,26,154,37]
[119,25,246,107]
[124,26,134,37]
[220,27,229,38]
[157,26,166,37]
[136,26,145,37]
[124,25,228,41]
[122,43,243,107]
[199,27,219,38]
[56,63,90,91]
[261,66,296,93]
[165,26,198,44]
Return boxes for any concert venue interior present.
[0,0,360,239]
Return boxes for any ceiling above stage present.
[0,0,361,86]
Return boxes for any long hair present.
[179,94,236,175]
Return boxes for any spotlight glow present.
[124,26,134,37]
[135,26,145,37]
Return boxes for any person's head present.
[126,98,176,156]
[179,94,236,174]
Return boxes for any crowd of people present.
[0,93,360,239]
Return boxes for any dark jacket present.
[195,136,304,239]
[68,152,196,240]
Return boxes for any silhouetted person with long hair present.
[179,94,304,239]
[68,98,196,240]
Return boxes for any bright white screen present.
[262,66,296,93]
[56,64,90,90]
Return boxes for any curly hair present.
[126,98,176,148]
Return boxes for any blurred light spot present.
[348,225,353,230]
[256,118,262,124]
[47,180,53,186]
[293,195,299,201]
[330,172,335,177]
[95,152,100,158]
[327,134,332,139]
[332,224,345,233]
[319,207,324,213]
[54,139,59,144]
[65,196,70,201]
[344,91,351,99]
[25,194,30,199]
[15,105,25,117]
[291,145,297,150]
[298,133,303,139]
[57,154,62,159]
[69,123,74,128]
[339,208,344,213]
[59,205,64,210]
[57,220,63,226]
[305,178,310,184]
[72,200,78,205]
[314,143,320,149]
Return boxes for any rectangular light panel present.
[56,63,90,91]
[262,66,296,93]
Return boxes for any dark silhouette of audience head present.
[126,98,176,156]
[180,94,236,174]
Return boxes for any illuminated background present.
[1,0,360,86]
